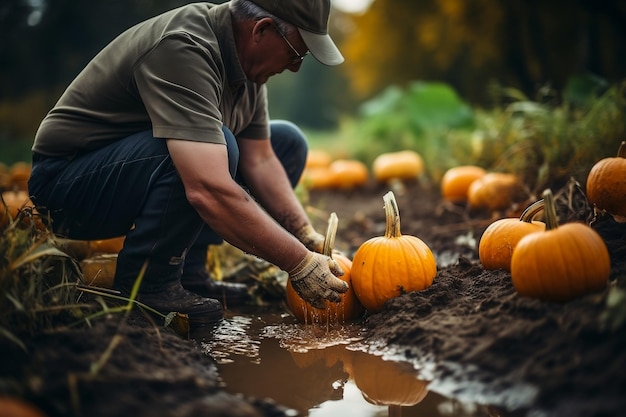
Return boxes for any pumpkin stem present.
[323,212,338,258]
[383,191,402,238]
[617,140,626,158]
[520,199,545,223]
[542,188,559,230]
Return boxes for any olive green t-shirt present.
[33,2,269,158]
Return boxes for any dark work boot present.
[116,281,224,326]
[182,269,249,307]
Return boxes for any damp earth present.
[1,181,625,417]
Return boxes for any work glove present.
[288,252,349,309]
[295,224,325,253]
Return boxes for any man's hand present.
[288,252,349,309]
[295,224,325,253]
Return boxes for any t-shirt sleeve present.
[133,34,226,144]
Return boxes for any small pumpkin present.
[328,159,369,189]
[88,236,126,255]
[351,191,437,312]
[586,141,626,222]
[299,166,335,190]
[372,150,424,183]
[9,161,31,192]
[80,254,118,288]
[511,189,611,302]
[1,190,45,230]
[286,212,364,325]
[305,149,333,169]
[478,199,546,271]
[0,396,47,417]
[440,165,487,202]
[467,172,527,212]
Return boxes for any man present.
[28,0,348,326]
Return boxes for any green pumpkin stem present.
[323,212,338,258]
[520,199,545,223]
[383,191,402,238]
[542,189,559,230]
[617,141,626,158]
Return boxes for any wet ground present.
[1,181,625,417]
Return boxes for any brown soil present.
[1,180,625,417]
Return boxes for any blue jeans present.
[29,121,308,292]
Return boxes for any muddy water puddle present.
[193,308,526,417]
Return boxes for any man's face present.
[244,19,309,84]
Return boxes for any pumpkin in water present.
[351,191,437,312]
[479,199,546,271]
[511,189,611,302]
[350,349,429,407]
[440,165,487,203]
[586,141,626,223]
[286,213,364,325]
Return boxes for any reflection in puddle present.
[195,311,522,417]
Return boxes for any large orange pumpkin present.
[440,165,487,203]
[478,199,546,271]
[586,141,626,222]
[511,189,611,302]
[286,213,364,325]
[351,191,437,312]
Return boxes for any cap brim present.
[298,28,344,66]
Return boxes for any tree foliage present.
[339,0,626,104]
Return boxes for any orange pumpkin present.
[478,199,546,271]
[299,166,335,190]
[1,190,45,230]
[327,159,369,189]
[286,213,364,325]
[9,161,31,191]
[80,254,118,288]
[440,165,487,202]
[467,172,527,212]
[351,191,437,312]
[511,189,611,302]
[305,149,333,169]
[0,396,47,417]
[88,236,126,255]
[586,141,626,222]
[372,150,424,183]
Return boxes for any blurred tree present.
[340,0,626,105]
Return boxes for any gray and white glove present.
[295,224,325,253]
[288,252,349,309]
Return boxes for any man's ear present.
[252,17,273,42]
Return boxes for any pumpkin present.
[0,396,47,417]
[350,349,429,407]
[351,191,437,312]
[511,189,611,302]
[440,165,487,202]
[327,159,369,189]
[478,199,546,271]
[586,141,626,222]
[467,172,527,212]
[80,254,118,288]
[9,161,31,191]
[372,150,424,183]
[305,149,333,169]
[88,236,126,255]
[1,190,45,230]
[286,212,364,325]
[299,166,335,190]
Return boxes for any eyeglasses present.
[272,23,308,65]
